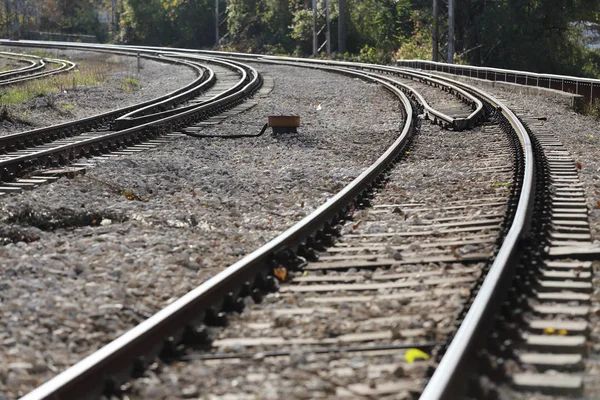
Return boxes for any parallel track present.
[0,41,592,399]
[0,53,261,187]
[0,51,75,86]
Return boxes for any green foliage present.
[290,9,313,55]
[457,0,600,76]
[40,0,103,38]
[119,0,216,47]
[121,76,141,92]
[395,9,432,60]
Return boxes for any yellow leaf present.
[544,327,556,334]
[404,348,429,363]
[558,329,568,335]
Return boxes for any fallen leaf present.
[273,265,287,281]
[404,348,429,363]
[575,161,582,169]
[352,220,362,230]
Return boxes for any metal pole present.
[112,0,117,36]
[5,0,10,38]
[432,0,438,62]
[447,0,454,64]
[215,0,219,46]
[338,0,346,53]
[312,0,318,56]
[325,0,331,56]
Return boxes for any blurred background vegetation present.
[2,0,600,77]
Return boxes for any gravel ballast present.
[0,63,403,398]
[0,46,197,135]
[127,113,514,400]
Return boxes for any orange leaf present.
[273,266,287,281]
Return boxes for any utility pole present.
[215,0,219,46]
[112,0,117,37]
[338,0,346,53]
[325,0,331,55]
[447,0,454,63]
[432,0,438,61]
[5,0,10,38]
[312,0,317,56]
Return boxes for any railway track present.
[0,52,41,78]
[0,52,261,190]
[0,51,75,86]
[0,41,597,399]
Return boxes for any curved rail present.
[0,58,261,182]
[0,39,486,131]
[18,63,413,400]
[0,51,42,79]
[414,70,535,399]
[0,56,76,87]
[0,55,206,156]
[114,55,248,128]
[198,54,483,131]
[0,40,538,399]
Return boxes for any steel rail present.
[115,55,247,128]
[0,40,483,127]
[19,64,413,400]
[0,52,41,78]
[0,58,260,182]
[120,45,538,398]
[139,49,484,131]
[0,40,537,398]
[0,58,76,87]
[193,54,482,131]
[0,41,482,131]
[0,55,206,158]
[412,70,535,399]
[0,58,46,81]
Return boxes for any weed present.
[0,59,115,107]
[121,76,141,92]
[585,98,600,120]
[60,103,75,111]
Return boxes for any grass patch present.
[121,76,141,92]
[60,102,75,111]
[0,58,116,108]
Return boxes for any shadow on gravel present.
[272,132,321,149]
[1,206,127,244]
